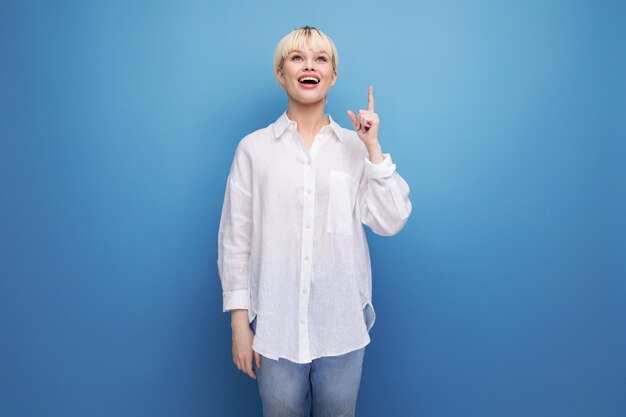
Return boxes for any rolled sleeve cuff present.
[223,289,249,312]
[364,153,397,179]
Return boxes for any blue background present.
[1,1,624,416]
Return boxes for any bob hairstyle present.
[274,26,338,90]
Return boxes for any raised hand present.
[347,85,380,148]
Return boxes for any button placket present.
[298,156,315,362]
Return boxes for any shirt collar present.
[272,110,344,142]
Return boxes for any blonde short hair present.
[274,25,338,76]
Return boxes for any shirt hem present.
[253,337,371,364]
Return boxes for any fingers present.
[347,110,359,131]
[243,354,256,379]
[349,84,377,134]
[357,110,373,133]
[233,351,257,379]
[234,355,244,373]
[237,353,255,379]
[254,351,261,369]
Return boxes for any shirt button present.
[302,288,308,294]
[307,189,312,194]
[305,160,311,165]
[300,319,306,325]
[305,224,310,229]
[304,255,309,260]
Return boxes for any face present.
[275,45,337,105]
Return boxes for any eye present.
[291,55,303,61]
[317,56,328,62]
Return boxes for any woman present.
[217,25,412,417]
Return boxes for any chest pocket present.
[326,170,358,236]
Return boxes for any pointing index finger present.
[368,85,374,112]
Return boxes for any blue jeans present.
[250,308,368,417]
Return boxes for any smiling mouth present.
[298,76,320,85]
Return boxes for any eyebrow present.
[289,50,329,55]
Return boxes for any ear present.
[275,67,286,86]
[330,70,338,87]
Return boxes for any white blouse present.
[217,110,412,364]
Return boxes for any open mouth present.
[298,76,320,85]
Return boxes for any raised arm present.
[347,85,412,235]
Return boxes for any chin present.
[297,94,324,102]
[290,92,327,105]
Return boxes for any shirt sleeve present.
[217,141,253,312]
[357,152,412,236]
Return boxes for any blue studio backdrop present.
[1,1,624,416]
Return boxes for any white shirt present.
[217,110,412,364]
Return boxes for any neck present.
[286,97,330,137]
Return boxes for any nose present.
[303,58,316,71]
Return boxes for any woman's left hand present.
[347,85,380,148]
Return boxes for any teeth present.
[299,77,319,83]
